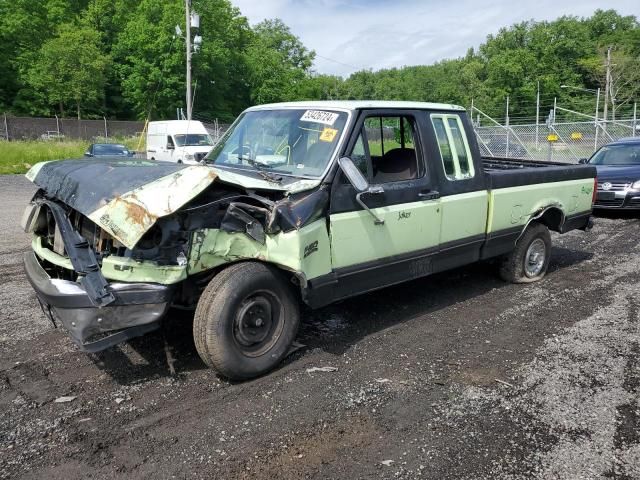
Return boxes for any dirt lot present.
[1,173,639,479]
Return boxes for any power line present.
[313,53,367,72]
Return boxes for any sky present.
[231,0,638,77]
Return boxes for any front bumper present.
[24,252,173,352]
[594,190,640,209]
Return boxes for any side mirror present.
[166,144,175,150]
[84,151,92,157]
[578,158,589,164]
[337,157,368,191]
[337,156,385,225]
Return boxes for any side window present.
[167,136,175,148]
[431,114,474,180]
[351,115,420,184]
[350,132,369,178]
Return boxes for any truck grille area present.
[37,203,126,260]
[34,199,191,268]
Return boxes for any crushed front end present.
[22,158,331,353]
[22,197,178,352]
[20,158,215,352]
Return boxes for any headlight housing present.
[632,180,640,190]
[184,153,195,160]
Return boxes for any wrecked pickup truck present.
[22,101,597,379]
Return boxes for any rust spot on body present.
[113,197,157,227]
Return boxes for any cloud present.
[231,0,638,77]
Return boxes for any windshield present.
[174,134,213,147]
[206,108,348,178]
[94,144,128,156]
[590,144,640,166]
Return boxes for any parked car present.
[85,143,133,157]
[147,120,214,164]
[22,101,596,380]
[580,137,640,209]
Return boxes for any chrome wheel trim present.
[524,238,546,278]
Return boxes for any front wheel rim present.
[232,290,284,357]
[524,238,547,278]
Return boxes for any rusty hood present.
[26,158,217,249]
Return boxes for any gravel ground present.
[0,174,639,479]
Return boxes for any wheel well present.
[533,207,564,233]
[182,260,305,308]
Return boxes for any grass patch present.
[0,137,141,175]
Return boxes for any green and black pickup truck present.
[22,101,597,379]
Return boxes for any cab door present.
[328,110,441,294]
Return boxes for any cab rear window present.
[431,114,474,181]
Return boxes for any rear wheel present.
[499,222,551,283]
[193,262,300,380]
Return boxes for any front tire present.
[499,222,551,283]
[193,262,300,380]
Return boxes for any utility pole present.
[505,95,510,158]
[185,0,192,121]
[594,88,600,150]
[602,46,612,131]
[535,81,540,150]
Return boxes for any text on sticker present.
[300,110,339,126]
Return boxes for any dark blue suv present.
[582,138,640,210]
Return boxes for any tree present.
[244,19,315,104]
[297,74,343,100]
[26,25,109,118]
[112,0,253,121]
[582,47,640,121]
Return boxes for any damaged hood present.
[26,158,218,249]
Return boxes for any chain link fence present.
[189,113,230,145]
[473,115,639,164]
[1,114,145,141]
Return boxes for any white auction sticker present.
[300,110,339,126]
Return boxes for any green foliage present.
[0,137,139,174]
[0,140,88,174]
[245,19,315,105]
[0,3,638,124]
[26,25,110,119]
[332,9,639,122]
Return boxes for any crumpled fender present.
[26,158,217,249]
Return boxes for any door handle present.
[418,190,440,200]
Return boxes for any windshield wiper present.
[237,155,283,184]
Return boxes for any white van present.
[147,120,214,164]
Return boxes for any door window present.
[349,115,420,183]
[430,114,474,180]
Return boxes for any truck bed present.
[482,156,597,189]
[482,156,570,170]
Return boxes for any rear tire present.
[193,262,300,380]
[499,222,551,283]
